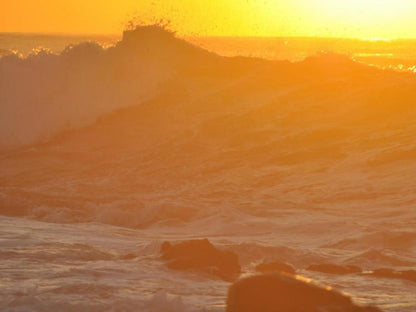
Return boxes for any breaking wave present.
[0,26,214,149]
[1,25,416,233]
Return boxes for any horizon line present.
[1,31,416,42]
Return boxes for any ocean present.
[0,27,415,311]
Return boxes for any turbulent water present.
[1,26,416,311]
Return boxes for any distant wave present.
[0,48,13,57]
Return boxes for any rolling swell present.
[1,25,416,233]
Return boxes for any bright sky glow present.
[1,0,416,38]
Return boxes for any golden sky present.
[1,0,416,38]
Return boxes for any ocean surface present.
[1,27,415,311]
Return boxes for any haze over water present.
[2,32,416,71]
[0,26,415,311]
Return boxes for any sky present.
[1,0,416,38]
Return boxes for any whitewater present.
[0,26,415,311]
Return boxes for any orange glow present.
[1,3,416,308]
[1,0,416,38]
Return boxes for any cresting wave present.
[0,26,213,149]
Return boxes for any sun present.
[316,0,409,18]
